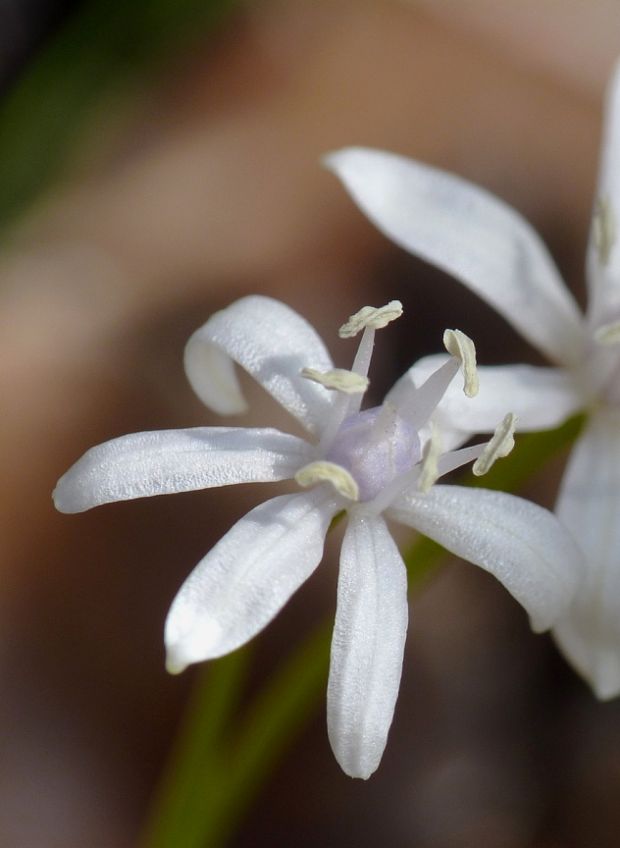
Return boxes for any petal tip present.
[332,748,379,780]
[165,648,189,676]
[529,614,549,635]
[593,679,620,701]
[321,148,348,172]
[320,150,338,171]
[164,610,225,670]
[51,480,80,514]
[51,486,64,512]
[342,763,375,781]
[321,146,368,176]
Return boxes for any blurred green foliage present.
[0,0,238,228]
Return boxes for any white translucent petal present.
[586,61,620,325]
[388,485,582,632]
[327,514,408,779]
[553,412,620,699]
[326,148,585,365]
[404,355,582,436]
[53,427,312,513]
[185,295,335,434]
[165,490,338,671]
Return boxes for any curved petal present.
[326,148,585,366]
[165,489,338,671]
[387,485,582,632]
[553,412,620,699]
[586,61,620,325]
[185,295,335,434]
[327,514,408,779]
[395,354,582,437]
[53,427,313,513]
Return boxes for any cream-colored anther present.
[473,413,516,476]
[301,367,369,394]
[594,320,620,346]
[339,300,403,338]
[418,425,442,493]
[295,461,359,501]
[443,329,479,397]
[593,196,616,266]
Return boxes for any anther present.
[418,425,442,493]
[295,461,360,501]
[473,413,516,476]
[443,329,479,397]
[301,367,369,394]
[339,300,403,338]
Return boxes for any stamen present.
[594,320,620,346]
[369,400,399,438]
[473,413,516,476]
[339,300,403,338]
[418,425,442,493]
[593,196,616,266]
[301,367,369,394]
[388,357,460,431]
[443,329,479,397]
[295,460,359,501]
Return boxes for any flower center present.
[326,406,421,501]
[294,299,493,505]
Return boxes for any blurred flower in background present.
[2,1,620,847]
[326,60,620,703]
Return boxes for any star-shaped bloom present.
[326,62,620,700]
[53,295,582,778]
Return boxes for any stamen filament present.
[387,357,460,430]
[333,300,404,419]
[364,428,437,515]
[436,443,485,477]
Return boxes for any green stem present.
[142,414,584,848]
[196,624,333,847]
[141,647,250,848]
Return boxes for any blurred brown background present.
[1,1,619,846]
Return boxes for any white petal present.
[53,427,312,513]
[388,485,582,632]
[553,412,620,699]
[402,354,582,435]
[165,490,338,671]
[587,61,620,324]
[326,148,585,366]
[327,514,408,779]
[185,295,335,434]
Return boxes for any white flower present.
[325,62,620,700]
[53,295,582,778]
